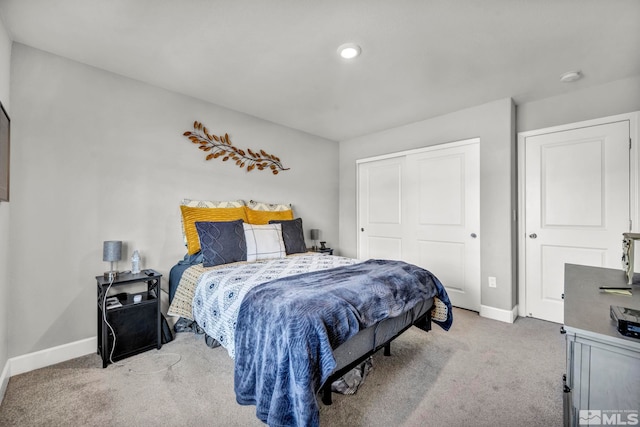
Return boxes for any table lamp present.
[310,229,320,251]
[103,240,122,280]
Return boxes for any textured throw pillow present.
[181,199,245,209]
[195,220,247,267]
[247,200,291,211]
[243,223,286,262]
[246,208,294,225]
[179,199,246,245]
[180,205,248,254]
[245,200,294,224]
[269,218,307,255]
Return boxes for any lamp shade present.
[103,241,122,262]
[310,229,320,240]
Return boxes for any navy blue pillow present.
[195,220,247,267]
[269,218,307,255]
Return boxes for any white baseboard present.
[0,358,9,404]
[8,336,97,378]
[480,304,519,323]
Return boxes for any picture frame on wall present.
[0,101,9,202]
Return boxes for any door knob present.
[470,233,477,238]
[529,233,537,239]
[361,228,364,232]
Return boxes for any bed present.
[167,199,453,426]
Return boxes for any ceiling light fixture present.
[337,43,361,59]
[560,70,582,83]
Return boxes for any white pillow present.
[243,223,286,262]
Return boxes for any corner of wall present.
[480,304,518,323]
[0,335,97,404]
[8,336,96,378]
[0,357,9,404]
[0,8,12,405]
[510,99,518,309]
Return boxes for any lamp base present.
[103,270,119,280]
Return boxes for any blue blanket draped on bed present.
[234,259,452,427]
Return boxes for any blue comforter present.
[234,259,452,427]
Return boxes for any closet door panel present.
[358,157,405,261]
[358,139,480,311]
[406,140,480,311]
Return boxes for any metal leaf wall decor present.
[183,121,290,174]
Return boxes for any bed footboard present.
[321,305,433,405]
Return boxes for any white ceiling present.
[1,0,639,141]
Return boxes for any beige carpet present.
[0,308,564,426]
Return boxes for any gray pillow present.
[195,219,247,267]
[269,218,307,254]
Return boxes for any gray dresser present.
[563,264,640,426]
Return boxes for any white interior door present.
[524,121,630,323]
[405,141,480,311]
[357,139,481,311]
[358,156,405,260]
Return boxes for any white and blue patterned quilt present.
[191,254,359,358]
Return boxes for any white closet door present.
[405,141,480,311]
[357,139,481,311]
[358,156,406,261]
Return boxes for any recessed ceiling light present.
[337,43,361,59]
[560,70,582,83]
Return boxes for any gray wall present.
[337,76,640,315]
[8,44,339,357]
[4,39,640,361]
[0,18,11,378]
[339,98,517,312]
[517,75,640,132]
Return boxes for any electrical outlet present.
[488,276,497,288]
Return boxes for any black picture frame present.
[0,101,9,202]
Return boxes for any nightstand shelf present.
[96,270,162,368]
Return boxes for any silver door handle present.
[529,233,537,239]
[470,233,477,238]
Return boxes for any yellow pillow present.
[179,199,245,245]
[245,207,294,225]
[180,205,248,254]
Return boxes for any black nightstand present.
[96,270,162,368]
